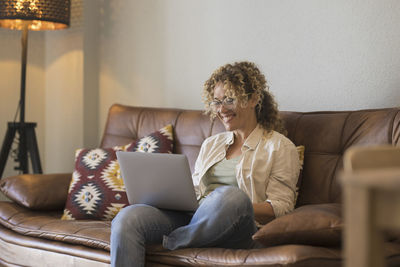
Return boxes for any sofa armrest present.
[0,173,72,211]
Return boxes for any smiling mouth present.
[220,113,235,123]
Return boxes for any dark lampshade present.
[0,0,70,31]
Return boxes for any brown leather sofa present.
[1,104,400,267]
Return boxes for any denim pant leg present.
[110,204,191,267]
[163,186,259,250]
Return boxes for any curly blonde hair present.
[203,61,286,134]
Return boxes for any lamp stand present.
[0,26,42,177]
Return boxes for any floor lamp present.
[0,0,70,177]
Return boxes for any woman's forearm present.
[253,202,275,225]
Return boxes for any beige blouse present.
[192,124,301,218]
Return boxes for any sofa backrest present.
[281,109,400,206]
[101,104,400,206]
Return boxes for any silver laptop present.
[116,151,199,212]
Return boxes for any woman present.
[111,61,300,267]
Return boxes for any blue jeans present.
[110,186,260,267]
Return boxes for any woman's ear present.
[248,93,259,108]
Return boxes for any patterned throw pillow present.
[61,125,174,220]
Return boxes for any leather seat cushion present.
[0,201,110,251]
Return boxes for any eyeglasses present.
[209,97,237,112]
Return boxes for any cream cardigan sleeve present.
[265,142,300,217]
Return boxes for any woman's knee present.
[111,204,154,236]
[209,186,253,216]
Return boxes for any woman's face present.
[212,83,257,132]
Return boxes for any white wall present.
[99,0,400,135]
[1,0,400,180]
[44,0,85,173]
[44,0,99,173]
